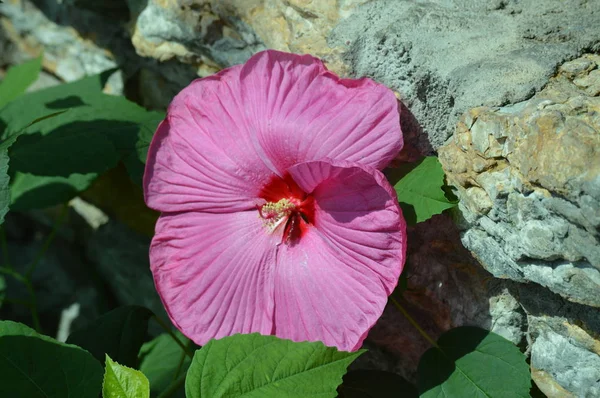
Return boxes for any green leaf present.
[67,305,153,368]
[0,320,103,398]
[337,370,418,398]
[0,110,69,221]
[0,70,111,135]
[0,70,164,209]
[392,156,457,225]
[103,355,150,398]
[186,333,363,398]
[418,326,530,398]
[0,55,43,109]
[10,172,94,210]
[139,331,191,398]
[0,274,5,309]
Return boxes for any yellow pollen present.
[259,198,296,232]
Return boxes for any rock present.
[127,0,600,150]
[513,283,600,397]
[131,0,265,69]
[328,0,600,149]
[439,54,600,308]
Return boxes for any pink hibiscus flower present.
[144,50,407,352]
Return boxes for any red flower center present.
[258,173,314,243]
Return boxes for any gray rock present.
[329,0,600,149]
[131,0,265,67]
[514,284,600,397]
[440,54,600,307]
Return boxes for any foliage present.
[185,333,363,398]
[103,355,151,398]
[0,68,164,211]
[392,156,458,224]
[0,54,42,109]
[0,320,103,397]
[138,331,191,398]
[67,305,153,368]
[0,57,533,398]
[418,327,531,397]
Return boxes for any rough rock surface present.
[439,54,600,308]
[516,284,600,398]
[439,54,600,396]
[124,0,600,149]
[330,0,600,149]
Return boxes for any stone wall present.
[1,0,599,396]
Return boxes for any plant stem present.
[152,315,195,359]
[389,296,440,349]
[0,226,11,270]
[1,297,33,307]
[173,339,191,381]
[157,372,186,398]
[26,203,69,278]
[0,267,42,332]
[23,278,41,332]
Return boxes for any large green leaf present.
[0,70,110,135]
[0,110,69,221]
[186,333,363,398]
[139,331,191,398]
[67,305,153,368]
[418,326,530,398]
[337,370,418,398]
[103,355,150,398]
[0,70,163,210]
[0,55,43,109]
[392,156,457,225]
[0,320,103,398]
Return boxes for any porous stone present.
[439,54,600,307]
[329,0,600,149]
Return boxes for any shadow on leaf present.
[45,96,87,109]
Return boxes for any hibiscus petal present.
[150,210,277,345]
[274,160,406,351]
[144,67,276,213]
[238,50,403,173]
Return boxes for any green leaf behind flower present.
[392,156,457,225]
[139,331,191,398]
[67,305,153,368]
